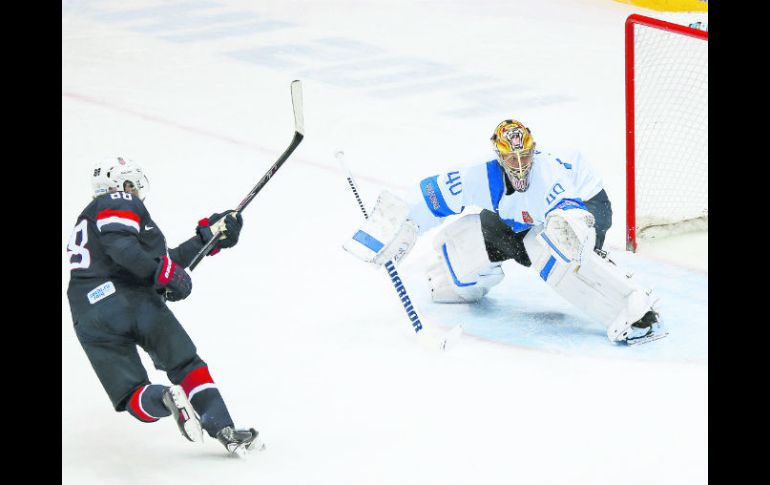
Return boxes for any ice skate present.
[623,310,668,346]
[216,426,265,457]
[162,385,203,443]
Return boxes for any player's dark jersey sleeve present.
[95,195,159,282]
[169,235,206,268]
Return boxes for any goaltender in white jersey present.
[344,119,666,345]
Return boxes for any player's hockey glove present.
[154,255,192,302]
[196,211,243,255]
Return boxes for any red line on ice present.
[62,91,405,190]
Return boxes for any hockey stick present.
[189,80,304,271]
[336,150,461,351]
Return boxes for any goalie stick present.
[336,150,461,351]
[189,80,305,271]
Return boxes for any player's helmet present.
[491,119,536,192]
[91,157,150,200]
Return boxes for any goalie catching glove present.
[343,190,418,266]
[539,200,596,264]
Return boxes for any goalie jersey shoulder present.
[407,160,503,231]
[495,150,603,230]
[407,150,603,233]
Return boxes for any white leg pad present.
[523,228,657,341]
[427,214,504,303]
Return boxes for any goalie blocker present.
[343,190,418,266]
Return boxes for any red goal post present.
[625,14,708,252]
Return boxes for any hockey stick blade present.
[189,81,304,271]
[336,150,462,351]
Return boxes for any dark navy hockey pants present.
[73,287,205,412]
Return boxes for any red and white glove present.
[154,256,192,302]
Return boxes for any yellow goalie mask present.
[491,119,536,192]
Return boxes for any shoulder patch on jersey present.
[420,175,455,217]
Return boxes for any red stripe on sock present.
[129,386,158,422]
[181,366,214,396]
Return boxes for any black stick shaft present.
[337,151,424,334]
[189,80,304,271]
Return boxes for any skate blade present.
[228,438,266,458]
[168,386,203,443]
[182,417,204,443]
[626,329,669,346]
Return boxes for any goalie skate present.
[216,426,265,457]
[623,311,669,346]
[162,385,203,443]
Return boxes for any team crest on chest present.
[522,211,534,224]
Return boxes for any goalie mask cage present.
[625,14,708,252]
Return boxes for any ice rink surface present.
[62,1,708,483]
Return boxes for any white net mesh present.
[631,20,708,239]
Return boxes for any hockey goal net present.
[625,14,708,252]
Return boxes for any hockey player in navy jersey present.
[344,119,666,345]
[66,157,262,456]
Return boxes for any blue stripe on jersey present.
[486,160,505,211]
[500,218,533,233]
[545,198,586,217]
[352,230,384,253]
[442,243,476,287]
[420,175,455,217]
[540,256,557,281]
